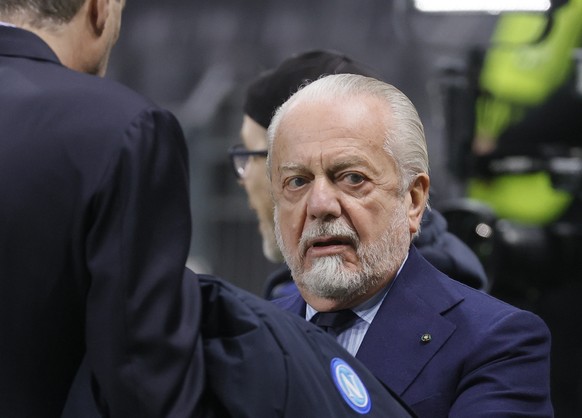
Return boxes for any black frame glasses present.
[227,144,268,179]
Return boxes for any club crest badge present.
[331,357,371,414]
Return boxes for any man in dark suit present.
[0,1,205,416]
[268,73,553,418]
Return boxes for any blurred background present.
[107,0,499,295]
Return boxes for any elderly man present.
[233,50,488,300]
[269,73,553,418]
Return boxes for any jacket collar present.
[0,26,61,65]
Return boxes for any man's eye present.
[343,173,365,185]
[287,177,308,189]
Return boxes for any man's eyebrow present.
[278,157,375,173]
[327,156,371,172]
[278,162,309,173]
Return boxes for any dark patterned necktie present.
[310,309,359,336]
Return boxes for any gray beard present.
[275,205,410,303]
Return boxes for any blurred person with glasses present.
[228,143,276,264]
[228,144,268,180]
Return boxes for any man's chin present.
[303,254,357,272]
[298,259,355,293]
[298,280,361,303]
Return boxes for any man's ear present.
[407,173,430,235]
[88,0,109,36]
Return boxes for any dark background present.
[107,0,498,295]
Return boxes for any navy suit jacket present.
[0,27,204,417]
[274,246,553,418]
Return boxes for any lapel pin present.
[420,333,432,344]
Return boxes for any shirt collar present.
[0,21,17,28]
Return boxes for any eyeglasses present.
[227,144,268,179]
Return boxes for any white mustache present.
[298,219,359,256]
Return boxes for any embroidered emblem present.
[331,357,371,414]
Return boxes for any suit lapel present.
[356,247,462,396]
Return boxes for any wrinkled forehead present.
[270,96,395,174]
[274,95,389,151]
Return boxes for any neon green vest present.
[468,1,582,225]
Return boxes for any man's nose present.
[306,178,341,220]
